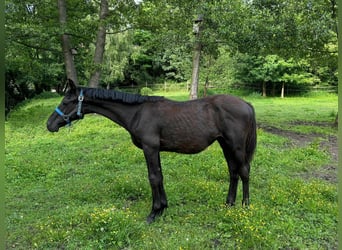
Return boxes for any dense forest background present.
[5,0,338,112]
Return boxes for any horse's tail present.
[245,103,257,164]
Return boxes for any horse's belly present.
[158,111,219,153]
[159,134,215,154]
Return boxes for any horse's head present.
[47,79,85,132]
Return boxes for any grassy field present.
[5,90,337,249]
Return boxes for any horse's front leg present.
[143,145,168,223]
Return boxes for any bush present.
[140,87,153,96]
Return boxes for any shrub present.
[140,87,153,96]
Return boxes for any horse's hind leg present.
[218,139,250,206]
[218,139,239,206]
[239,162,250,206]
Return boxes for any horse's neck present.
[84,100,139,130]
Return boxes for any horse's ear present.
[63,78,78,93]
[66,78,77,90]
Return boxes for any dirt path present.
[259,123,337,183]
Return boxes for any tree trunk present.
[89,0,109,88]
[58,0,78,85]
[281,82,285,98]
[189,41,201,100]
[262,82,267,97]
[189,15,203,100]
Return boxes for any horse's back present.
[151,94,254,133]
[210,94,253,113]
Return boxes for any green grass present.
[5,91,337,249]
[249,93,338,134]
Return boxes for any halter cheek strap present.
[77,89,84,117]
[55,89,84,126]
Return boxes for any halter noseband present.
[55,89,84,126]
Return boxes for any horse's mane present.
[83,88,165,104]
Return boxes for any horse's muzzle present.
[46,121,59,132]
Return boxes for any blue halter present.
[55,89,84,126]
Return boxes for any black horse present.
[47,80,257,223]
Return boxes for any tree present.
[88,0,109,88]
[5,0,66,111]
[5,0,337,109]
[58,0,78,85]
[102,31,134,87]
[189,14,203,100]
[160,47,191,83]
[233,54,320,97]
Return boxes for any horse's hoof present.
[146,208,165,224]
[146,215,155,224]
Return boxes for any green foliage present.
[201,46,235,88]
[5,0,337,108]
[5,92,337,249]
[232,54,323,95]
[99,31,134,87]
[160,47,192,82]
[140,87,153,95]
